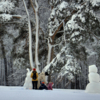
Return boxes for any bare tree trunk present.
[75,75,80,89]
[10,57,14,85]
[29,0,40,73]
[0,39,8,86]
[1,59,3,85]
[71,82,75,89]
[0,59,2,85]
[34,0,40,73]
[23,0,34,70]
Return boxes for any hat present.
[42,82,44,84]
[33,68,36,71]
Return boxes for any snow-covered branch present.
[12,15,22,19]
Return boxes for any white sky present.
[0,86,100,100]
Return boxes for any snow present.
[89,65,97,73]
[13,58,25,69]
[78,13,85,23]
[0,86,100,100]
[59,1,68,11]
[51,9,55,16]
[12,15,22,18]
[66,14,84,31]
[75,5,84,10]
[0,14,12,21]
[86,82,100,93]
[71,31,80,38]
[89,73,100,82]
[42,63,51,72]
[16,40,26,54]
[0,1,14,13]
[87,0,100,7]
[57,57,81,81]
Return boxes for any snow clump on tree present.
[0,0,14,21]
[0,1,14,13]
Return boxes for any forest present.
[0,0,100,89]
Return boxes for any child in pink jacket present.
[47,82,54,90]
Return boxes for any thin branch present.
[29,0,36,13]
[12,15,22,19]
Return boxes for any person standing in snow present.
[30,68,38,89]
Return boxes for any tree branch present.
[29,0,36,13]
[12,15,22,19]
[50,10,77,40]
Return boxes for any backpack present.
[32,72,37,80]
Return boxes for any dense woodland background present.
[0,0,100,89]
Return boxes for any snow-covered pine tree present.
[43,0,100,88]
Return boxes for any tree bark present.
[75,75,80,89]
[0,39,8,86]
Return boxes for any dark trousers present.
[32,81,38,89]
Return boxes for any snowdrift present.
[0,86,100,100]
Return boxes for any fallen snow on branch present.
[0,14,12,21]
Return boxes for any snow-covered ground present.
[0,86,100,100]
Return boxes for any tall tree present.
[0,0,21,86]
[22,0,34,70]
[29,0,40,73]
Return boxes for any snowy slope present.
[0,86,100,100]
